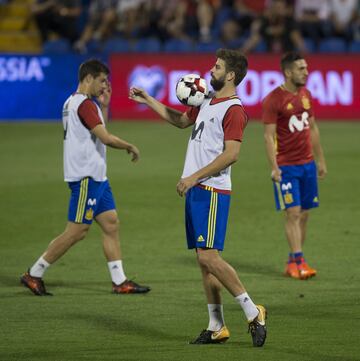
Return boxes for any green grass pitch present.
[0,121,359,361]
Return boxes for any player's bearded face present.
[210,74,226,91]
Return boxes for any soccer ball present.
[176,74,208,107]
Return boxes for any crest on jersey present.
[287,103,293,110]
[301,96,310,110]
[284,192,293,204]
[85,208,94,221]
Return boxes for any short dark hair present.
[281,52,304,72]
[78,59,109,82]
[216,48,248,86]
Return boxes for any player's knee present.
[197,249,215,270]
[67,226,89,244]
[103,217,119,235]
[300,211,309,223]
[77,228,88,241]
[286,210,301,224]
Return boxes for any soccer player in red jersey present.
[263,52,327,280]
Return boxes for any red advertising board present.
[110,54,360,120]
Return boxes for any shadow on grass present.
[173,254,281,278]
[228,258,281,278]
[67,311,182,342]
[4,272,201,298]
[0,271,109,297]
[0,272,20,287]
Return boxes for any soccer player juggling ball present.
[129,49,267,347]
[263,52,327,280]
[21,59,150,295]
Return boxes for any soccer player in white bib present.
[129,49,267,346]
[20,59,150,295]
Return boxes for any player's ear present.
[284,68,292,78]
[85,74,93,84]
[227,71,235,82]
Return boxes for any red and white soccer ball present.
[176,74,208,107]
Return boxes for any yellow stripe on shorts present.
[75,178,89,223]
[206,190,218,248]
[275,181,285,210]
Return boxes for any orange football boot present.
[284,262,300,279]
[297,259,317,280]
[112,280,150,294]
[20,270,52,296]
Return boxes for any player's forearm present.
[146,96,187,128]
[106,134,132,150]
[311,127,325,163]
[264,135,279,170]
[191,151,238,183]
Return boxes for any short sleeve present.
[78,99,102,130]
[262,94,278,124]
[223,105,248,142]
[186,106,200,124]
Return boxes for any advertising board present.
[0,53,358,120]
[110,54,360,120]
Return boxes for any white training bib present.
[62,94,107,182]
[182,97,243,191]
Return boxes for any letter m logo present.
[281,183,292,191]
[288,111,309,133]
[191,121,205,140]
[87,198,97,206]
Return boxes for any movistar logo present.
[191,121,205,140]
[281,183,292,191]
[87,198,97,206]
[288,111,309,133]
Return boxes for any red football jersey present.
[262,86,314,166]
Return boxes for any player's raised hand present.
[127,144,140,163]
[97,80,112,108]
[129,87,150,104]
[271,167,282,182]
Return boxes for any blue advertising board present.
[0,54,106,121]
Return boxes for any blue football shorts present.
[273,160,319,211]
[67,177,116,224]
[185,185,231,251]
